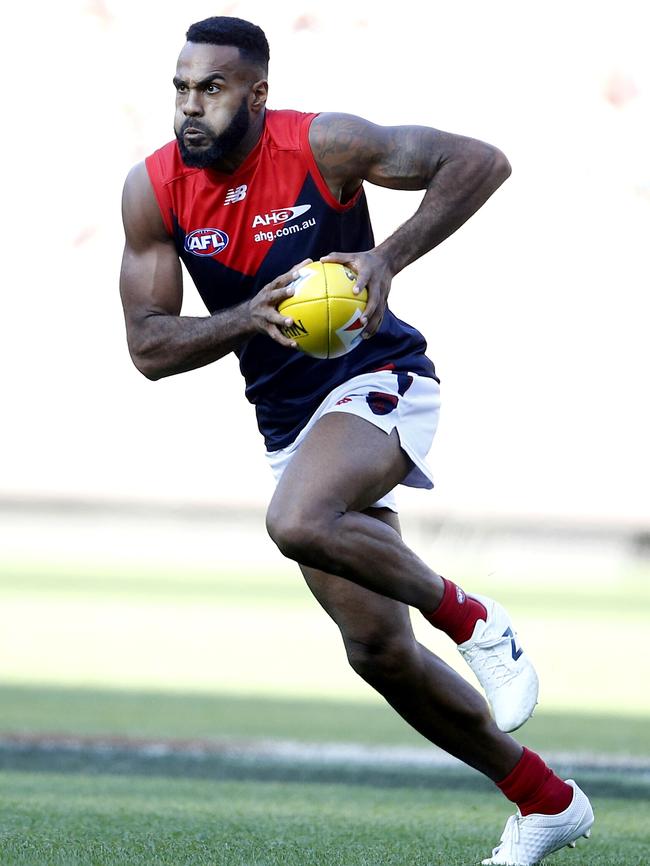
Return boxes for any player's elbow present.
[126,334,166,381]
[456,138,511,189]
[133,355,164,381]
[443,138,512,196]
[480,143,511,187]
[128,351,160,380]
[489,145,512,184]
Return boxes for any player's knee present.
[265,504,330,564]
[345,632,416,687]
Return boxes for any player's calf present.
[343,631,419,688]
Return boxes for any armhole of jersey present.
[145,153,174,236]
[299,113,363,213]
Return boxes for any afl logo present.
[184,228,229,257]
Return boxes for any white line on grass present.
[1,733,649,773]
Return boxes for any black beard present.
[176,98,250,169]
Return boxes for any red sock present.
[422,578,487,644]
[498,747,574,816]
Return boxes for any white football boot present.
[481,780,594,865]
[457,593,539,732]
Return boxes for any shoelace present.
[491,813,522,857]
[461,635,518,685]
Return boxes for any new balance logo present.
[224,184,247,205]
[503,627,523,661]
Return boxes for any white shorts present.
[265,371,441,511]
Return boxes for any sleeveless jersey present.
[145,109,438,450]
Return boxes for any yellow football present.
[278,262,367,359]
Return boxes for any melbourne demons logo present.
[184,228,229,257]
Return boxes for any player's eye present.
[175,83,188,93]
[205,84,221,94]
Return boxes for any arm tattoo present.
[311,114,441,191]
[371,126,441,189]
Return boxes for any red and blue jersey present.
[145,109,437,450]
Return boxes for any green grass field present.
[1,555,649,716]
[1,543,649,864]
[1,769,648,865]
[1,684,649,757]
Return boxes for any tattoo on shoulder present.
[311,115,440,188]
[310,115,374,179]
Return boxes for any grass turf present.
[0,684,649,758]
[1,560,650,718]
[1,557,649,759]
[0,769,648,866]
[1,555,649,864]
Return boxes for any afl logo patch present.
[184,228,229,257]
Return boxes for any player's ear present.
[250,79,268,112]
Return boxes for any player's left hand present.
[320,249,393,339]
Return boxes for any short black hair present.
[186,16,270,72]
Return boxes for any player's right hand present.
[248,259,313,348]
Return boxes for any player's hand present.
[320,249,393,339]
[248,259,313,348]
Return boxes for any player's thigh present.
[270,412,411,518]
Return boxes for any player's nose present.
[183,90,204,117]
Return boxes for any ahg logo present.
[252,204,311,227]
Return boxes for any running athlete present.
[119,16,594,865]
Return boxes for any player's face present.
[173,42,266,169]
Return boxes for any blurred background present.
[1,0,648,751]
